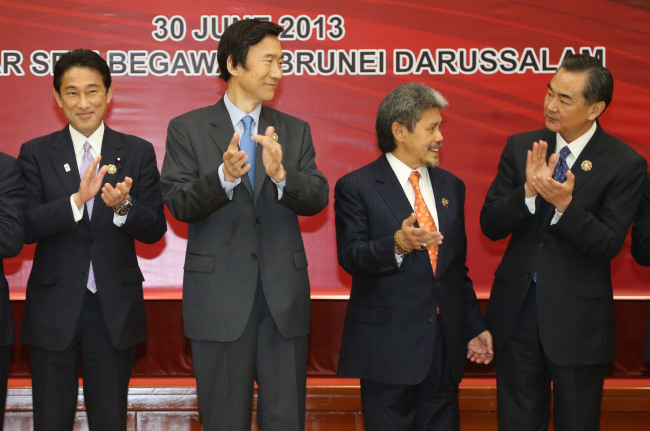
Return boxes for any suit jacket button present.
[81,272,88,277]
[255,218,261,225]
[428,315,435,323]
[525,272,532,280]
[538,240,547,247]
[250,253,258,260]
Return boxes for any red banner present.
[2,0,649,298]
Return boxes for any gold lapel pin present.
[107,164,117,174]
[441,197,449,207]
[272,133,279,142]
[581,160,593,172]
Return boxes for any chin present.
[425,159,440,168]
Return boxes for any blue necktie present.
[553,146,571,183]
[240,115,256,189]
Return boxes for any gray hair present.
[376,82,448,152]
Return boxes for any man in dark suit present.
[631,173,650,363]
[18,49,166,431]
[481,54,647,430]
[335,82,493,431]
[0,152,24,428]
[160,19,328,431]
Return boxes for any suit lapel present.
[208,99,255,197]
[569,124,607,195]
[428,167,449,234]
[255,107,275,202]
[49,128,81,198]
[93,127,124,226]
[373,155,413,224]
[428,167,452,272]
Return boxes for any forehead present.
[59,66,105,89]
[416,107,442,125]
[247,35,282,58]
[550,68,588,98]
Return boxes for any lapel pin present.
[64,163,71,172]
[272,133,279,142]
[581,160,592,172]
[441,197,449,207]
[107,164,117,174]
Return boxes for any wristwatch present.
[113,195,133,216]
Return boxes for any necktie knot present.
[242,115,253,131]
[408,171,421,189]
[559,146,571,160]
[240,115,256,189]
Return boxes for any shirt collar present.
[556,121,597,159]
[224,91,262,131]
[69,122,104,156]
[386,152,430,186]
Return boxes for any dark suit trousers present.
[191,281,308,431]
[1,345,9,430]
[496,282,606,431]
[360,321,459,431]
[30,290,136,431]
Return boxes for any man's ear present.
[53,88,63,108]
[227,55,239,77]
[391,121,405,144]
[106,84,114,104]
[588,101,606,120]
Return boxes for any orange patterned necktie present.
[408,171,438,275]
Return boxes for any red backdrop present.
[2,0,649,299]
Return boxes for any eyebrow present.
[547,83,572,100]
[63,83,101,90]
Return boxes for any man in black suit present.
[631,173,650,363]
[335,82,493,431]
[0,152,24,428]
[160,19,328,431]
[481,54,647,430]
[18,49,166,431]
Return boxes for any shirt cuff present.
[113,212,127,226]
[551,210,563,225]
[218,163,240,200]
[272,177,285,199]
[70,194,83,222]
[525,195,537,214]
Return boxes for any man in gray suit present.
[160,19,329,431]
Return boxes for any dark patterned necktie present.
[553,146,571,183]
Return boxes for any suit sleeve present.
[0,155,24,258]
[18,143,79,244]
[277,122,329,216]
[548,155,647,263]
[456,183,488,339]
[480,136,534,241]
[334,175,401,277]
[119,141,167,244]
[160,116,232,224]
[631,173,650,266]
